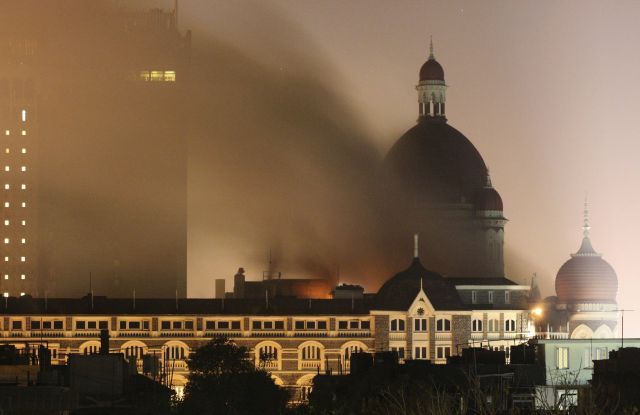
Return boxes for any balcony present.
[533,332,569,340]
[299,360,323,370]
[252,331,286,338]
[204,330,241,338]
[29,330,64,338]
[389,332,406,341]
[258,359,280,370]
[434,332,452,340]
[294,330,328,338]
[470,332,483,340]
[117,331,151,338]
[74,331,101,338]
[337,330,371,338]
[160,331,194,338]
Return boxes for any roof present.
[374,258,465,311]
[0,296,374,316]
[449,277,519,286]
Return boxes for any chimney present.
[215,279,226,299]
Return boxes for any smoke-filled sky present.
[174,0,640,335]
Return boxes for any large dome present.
[555,237,618,303]
[385,117,488,205]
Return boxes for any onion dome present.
[419,38,445,82]
[475,174,503,211]
[555,203,618,303]
[385,119,488,204]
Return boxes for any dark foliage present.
[179,336,289,415]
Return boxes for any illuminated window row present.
[3,256,27,262]
[3,184,28,190]
[3,220,27,226]
[3,131,27,136]
[3,238,27,244]
[3,275,26,280]
[4,148,28,154]
[3,203,27,208]
[3,166,28,172]
[2,293,26,298]
[139,70,176,82]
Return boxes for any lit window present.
[20,184,25,190]
[150,70,163,81]
[4,130,9,136]
[557,347,569,369]
[20,274,25,280]
[20,166,26,172]
[20,256,25,262]
[139,71,150,81]
[21,130,26,136]
[4,148,9,154]
[19,292,24,297]
[3,166,8,172]
[21,110,26,122]
[4,202,8,208]
[2,293,7,298]
[4,220,8,226]
[3,275,7,280]
[21,238,25,244]
[21,220,25,226]
[164,70,176,82]
[21,202,25,208]
[3,238,8,244]
[21,148,26,154]
[4,256,8,262]
[3,184,8,190]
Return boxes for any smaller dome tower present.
[416,37,446,119]
[553,200,618,338]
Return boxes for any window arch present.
[471,318,483,332]
[79,340,101,355]
[390,318,406,332]
[340,341,368,371]
[297,374,316,402]
[571,324,594,339]
[593,324,613,339]
[121,340,148,360]
[163,341,189,361]
[255,341,282,370]
[436,318,451,332]
[298,341,324,370]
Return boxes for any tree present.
[179,336,290,415]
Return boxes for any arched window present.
[390,318,405,332]
[340,341,368,371]
[255,341,282,370]
[163,341,189,361]
[436,318,451,332]
[79,341,101,355]
[504,319,516,332]
[472,319,483,332]
[121,341,148,361]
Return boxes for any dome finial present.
[429,36,435,60]
[583,194,591,239]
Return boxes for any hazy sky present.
[176,1,640,335]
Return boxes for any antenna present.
[133,288,136,311]
[89,272,94,311]
[413,234,419,259]
[265,289,269,309]
[175,288,179,311]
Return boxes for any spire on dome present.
[574,197,600,257]
[429,36,434,60]
[583,196,590,238]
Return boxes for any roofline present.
[455,285,530,290]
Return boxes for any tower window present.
[21,238,25,244]
[21,131,26,136]
[4,131,8,136]
[20,184,26,190]
[20,166,26,172]
[21,220,25,226]
[3,275,7,280]
[3,184,8,190]
[4,220,8,226]
[3,238,8,244]
[4,149,9,154]
[4,202,8,208]
[4,256,8,262]
[20,274,25,280]
[21,202,25,208]
[21,110,26,122]
[4,166,8,172]
[21,148,26,154]
[20,256,25,262]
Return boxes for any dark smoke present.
[1,0,419,297]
